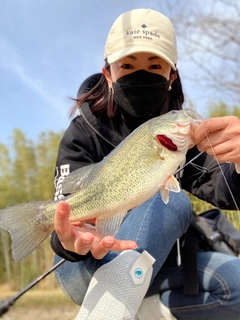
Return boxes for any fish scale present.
[0,109,203,262]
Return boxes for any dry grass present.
[0,286,79,319]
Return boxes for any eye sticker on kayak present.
[157,134,178,151]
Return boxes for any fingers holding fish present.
[54,201,137,259]
[54,201,94,254]
[197,141,237,163]
[193,116,240,163]
[89,236,138,260]
[193,116,240,144]
[54,201,83,247]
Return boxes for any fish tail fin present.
[0,201,54,263]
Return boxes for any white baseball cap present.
[104,8,177,70]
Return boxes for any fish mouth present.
[157,134,178,151]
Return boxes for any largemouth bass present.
[0,109,203,262]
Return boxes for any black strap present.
[182,212,220,296]
[182,226,199,296]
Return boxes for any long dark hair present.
[71,63,184,118]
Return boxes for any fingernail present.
[83,238,92,245]
[131,243,138,249]
[104,239,114,247]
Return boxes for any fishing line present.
[203,127,240,225]
[174,151,205,267]
[174,126,240,264]
[174,151,205,176]
[175,126,240,226]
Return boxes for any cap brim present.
[106,46,176,70]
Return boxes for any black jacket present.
[51,90,240,262]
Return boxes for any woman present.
[51,8,240,320]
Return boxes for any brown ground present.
[0,288,79,320]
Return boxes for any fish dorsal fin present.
[160,175,180,204]
[62,164,95,194]
[95,213,126,237]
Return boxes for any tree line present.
[0,130,63,290]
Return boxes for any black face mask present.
[112,70,170,118]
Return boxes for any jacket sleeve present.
[181,146,240,210]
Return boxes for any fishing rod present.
[0,258,66,317]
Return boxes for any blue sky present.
[0,0,235,144]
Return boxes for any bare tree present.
[168,0,240,105]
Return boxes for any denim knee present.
[167,252,240,320]
[104,190,192,278]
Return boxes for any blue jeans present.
[54,191,240,320]
[154,251,240,320]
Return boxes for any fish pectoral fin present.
[159,175,181,204]
[62,164,95,194]
[95,213,126,237]
[160,187,170,205]
[165,175,180,193]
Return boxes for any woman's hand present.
[193,116,240,163]
[54,201,137,260]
